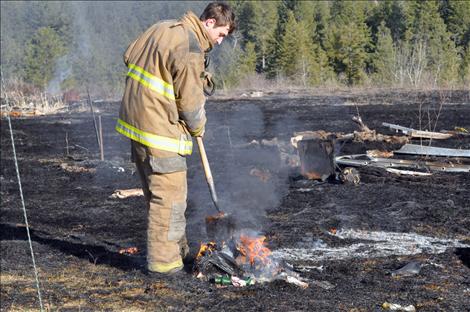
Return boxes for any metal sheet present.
[382,123,453,139]
[395,144,470,158]
[335,154,470,173]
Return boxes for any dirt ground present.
[1,89,470,311]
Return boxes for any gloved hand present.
[202,71,215,96]
[190,125,205,137]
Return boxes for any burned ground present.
[1,90,469,311]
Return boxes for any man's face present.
[203,18,230,45]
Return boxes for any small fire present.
[119,247,138,255]
[205,212,226,223]
[196,241,217,259]
[236,234,272,266]
[329,227,337,235]
[194,230,307,287]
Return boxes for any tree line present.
[1,1,469,96]
[220,0,470,88]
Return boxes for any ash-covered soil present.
[1,90,470,311]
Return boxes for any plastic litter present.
[390,261,422,277]
[212,275,254,287]
[382,302,416,311]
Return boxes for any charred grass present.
[1,90,470,311]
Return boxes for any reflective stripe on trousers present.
[115,118,192,155]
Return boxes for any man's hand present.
[190,126,205,137]
[202,72,215,96]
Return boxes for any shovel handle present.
[196,137,221,212]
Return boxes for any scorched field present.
[1,89,470,311]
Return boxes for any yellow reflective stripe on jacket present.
[127,64,175,100]
[115,119,192,155]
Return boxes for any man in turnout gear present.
[116,2,236,275]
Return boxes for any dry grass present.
[1,260,189,311]
[1,78,67,116]
[1,90,66,116]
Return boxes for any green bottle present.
[213,276,255,286]
[214,276,231,285]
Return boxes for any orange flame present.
[237,234,272,266]
[119,247,138,255]
[196,241,217,259]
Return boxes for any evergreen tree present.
[438,0,470,49]
[459,43,470,86]
[325,1,371,85]
[24,27,67,90]
[265,1,298,78]
[372,22,396,84]
[239,42,257,77]
[406,1,460,85]
[278,11,325,86]
[367,0,407,44]
[312,1,331,49]
[235,1,278,72]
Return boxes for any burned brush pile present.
[1,90,470,311]
[194,229,308,288]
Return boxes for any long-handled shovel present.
[196,137,235,241]
[196,136,221,213]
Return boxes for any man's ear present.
[204,18,216,28]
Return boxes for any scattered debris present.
[194,230,309,288]
[335,154,470,173]
[230,276,255,287]
[60,163,96,173]
[395,144,470,158]
[382,302,416,312]
[385,168,432,176]
[291,132,335,180]
[250,91,263,98]
[382,122,453,140]
[454,126,468,133]
[294,265,324,273]
[110,188,144,199]
[118,247,138,255]
[339,167,360,184]
[249,168,272,182]
[273,229,470,262]
[390,261,422,277]
[283,274,309,289]
[112,166,125,172]
[309,279,335,290]
[366,149,394,158]
[352,115,371,132]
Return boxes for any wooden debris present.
[386,168,432,176]
[60,163,96,173]
[110,188,144,199]
[352,115,371,132]
[367,149,394,158]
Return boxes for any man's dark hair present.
[200,2,237,34]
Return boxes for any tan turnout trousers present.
[133,143,188,273]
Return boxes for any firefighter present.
[116,2,236,275]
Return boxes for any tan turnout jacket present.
[116,12,213,164]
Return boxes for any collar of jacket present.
[179,11,214,53]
